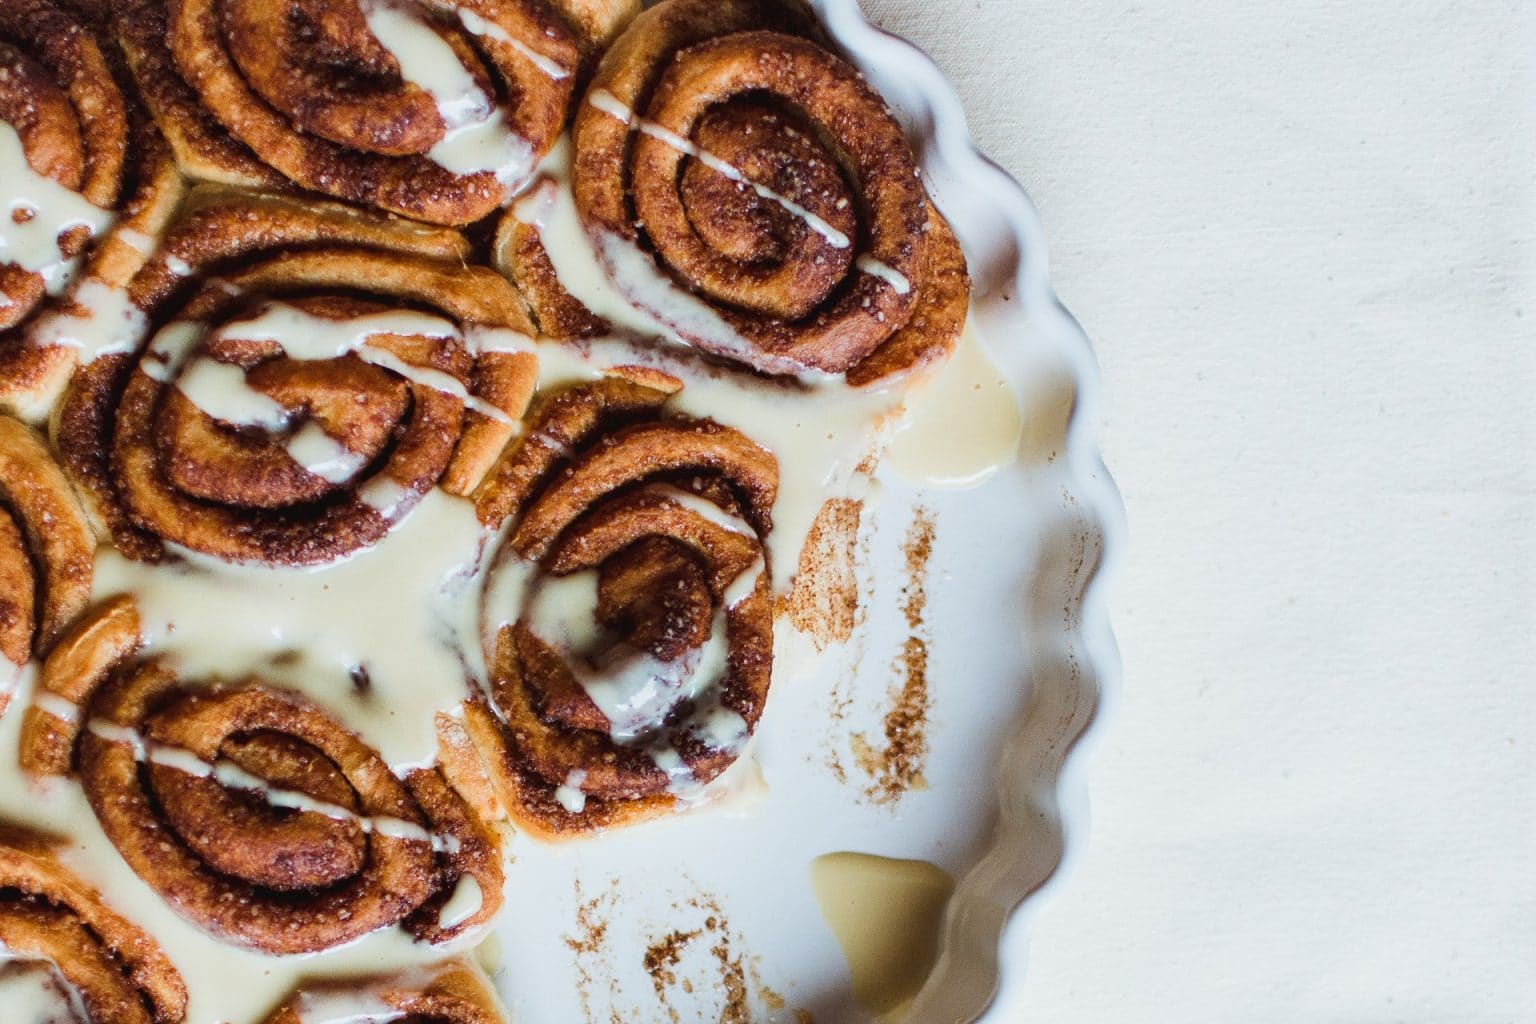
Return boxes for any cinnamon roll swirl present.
[507,0,971,382]
[0,0,183,421]
[20,598,504,955]
[0,415,94,711]
[56,186,538,565]
[263,960,505,1024]
[119,0,640,225]
[457,374,775,835]
[0,828,187,1024]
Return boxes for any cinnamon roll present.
[0,828,187,1024]
[56,186,538,565]
[457,374,776,835]
[118,0,640,225]
[20,597,504,955]
[263,960,505,1024]
[498,0,970,382]
[0,0,183,421]
[0,415,94,712]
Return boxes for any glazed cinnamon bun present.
[20,597,504,955]
[455,374,776,835]
[55,186,538,565]
[497,0,969,382]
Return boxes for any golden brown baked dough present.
[117,0,640,225]
[21,597,505,955]
[456,374,776,836]
[0,414,94,712]
[0,827,187,1024]
[493,184,612,342]
[54,185,537,565]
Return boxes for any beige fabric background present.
[855,1,1535,1020]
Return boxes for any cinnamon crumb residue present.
[565,882,623,1024]
[852,506,934,804]
[785,497,864,649]
[643,928,699,1023]
[639,896,758,1024]
[572,882,809,1022]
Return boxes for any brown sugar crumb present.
[644,928,700,1023]
[567,881,812,1021]
[712,935,752,1024]
[642,891,813,1023]
[785,497,864,649]
[852,505,935,805]
[565,881,623,1024]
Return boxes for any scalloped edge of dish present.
[809,3,1126,1020]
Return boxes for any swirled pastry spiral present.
[456,373,776,835]
[55,185,538,565]
[20,597,505,955]
[495,0,969,382]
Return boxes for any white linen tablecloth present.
[858,1,1535,1019]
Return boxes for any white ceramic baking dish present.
[484,2,1125,1021]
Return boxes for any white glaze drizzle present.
[464,323,537,356]
[596,230,782,371]
[0,122,115,296]
[26,279,146,361]
[294,989,405,1024]
[524,569,731,744]
[115,228,155,256]
[138,303,514,480]
[437,875,483,929]
[553,768,587,813]
[357,476,413,518]
[85,717,462,854]
[456,8,570,80]
[217,302,514,422]
[482,475,766,792]
[295,965,485,1024]
[642,483,756,537]
[31,690,81,724]
[362,0,534,185]
[854,253,913,295]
